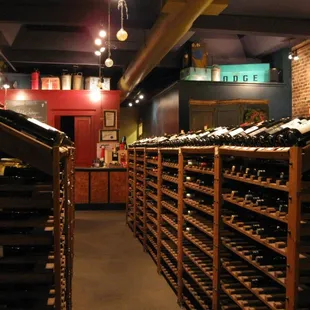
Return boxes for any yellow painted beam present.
[162,0,229,16]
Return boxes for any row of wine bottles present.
[131,117,310,147]
[0,109,73,147]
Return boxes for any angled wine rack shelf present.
[126,145,310,310]
[0,122,75,310]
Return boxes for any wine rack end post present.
[177,148,184,305]
[143,148,147,252]
[286,146,302,310]
[213,146,222,310]
[157,149,163,274]
[133,149,137,237]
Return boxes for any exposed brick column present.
[292,40,310,117]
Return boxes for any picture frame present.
[103,110,117,129]
[100,129,119,142]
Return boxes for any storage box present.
[41,77,60,90]
[85,77,100,90]
[85,77,111,90]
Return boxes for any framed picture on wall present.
[100,129,119,142]
[103,110,117,129]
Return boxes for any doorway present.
[59,116,93,167]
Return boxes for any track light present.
[100,47,106,53]
[99,30,107,38]
[139,94,144,99]
[128,102,133,107]
[135,99,139,104]
[289,50,299,61]
[95,38,102,46]
[94,50,101,56]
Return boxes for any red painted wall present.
[0,90,121,166]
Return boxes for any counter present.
[75,167,127,210]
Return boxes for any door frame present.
[50,110,97,165]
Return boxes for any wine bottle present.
[280,119,310,147]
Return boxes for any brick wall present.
[292,40,310,116]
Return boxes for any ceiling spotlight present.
[135,99,139,103]
[139,94,144,99]
[100,47,106,53]
[128,102,133,107]
[99,30,107,38]
[95,38,102,46]
[94,50,101,56]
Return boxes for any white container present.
[85,77,100,90]
[102,78,111,90]
[61,74,72,90]
[211,65,221,82]
[73,73,83,90]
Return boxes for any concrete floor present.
[73,211,180,310]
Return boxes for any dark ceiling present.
[0,0,309,104]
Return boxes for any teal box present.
[180,64,271,83]
[220,64,270,83]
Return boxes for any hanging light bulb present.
[100,47,106,53]
[95,38,102,46]
[99,30,107,38]
[117,0,129,42]
[95,50,101,56]
[105,0,114,67]
[105,58,114,67]
[116,28,128,42]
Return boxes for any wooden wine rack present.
[0,122,75,310]
[126,145,310,310]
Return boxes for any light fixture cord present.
[108,0,111,58]
[118,0,128,30]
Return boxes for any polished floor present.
[73,211,180,310]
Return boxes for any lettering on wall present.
[222,74,260,83]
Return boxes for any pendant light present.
[117,0,129,42]
[105,0,114,68]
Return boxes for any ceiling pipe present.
[118,0,215,101]
[0,50,17,72]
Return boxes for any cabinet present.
[190,99,269,130]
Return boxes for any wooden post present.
[286,147,302,310]
[213,146,222,310]
[143,148,147,251]
[133,149,137,237]
[157,149,163,274]
[177,149,184,305]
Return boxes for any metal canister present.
[73,72,83,90]
[211,65,221,82]
[61,73,72,90]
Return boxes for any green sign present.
[180,63,271,83]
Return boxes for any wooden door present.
[74,116,92,167]
[216,104,241,127]
[190,106,215,130]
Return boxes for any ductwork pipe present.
[118,0,214,101]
